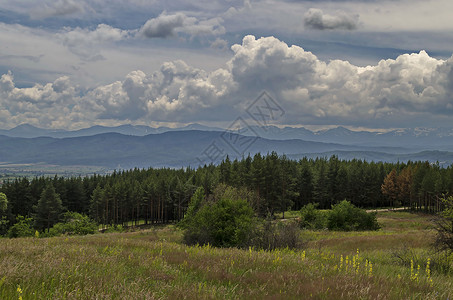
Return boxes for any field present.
[0,164,109,181]
[0,211,452,299]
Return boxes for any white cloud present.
[1,35,453,129]
[57,24,130,61]
[304,8,359,30]
[0,72,85,129]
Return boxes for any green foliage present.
[44,212,98,237]
[434,196,453,253]
[299,203,327,230]
[102,224,124,233]
[34,183,63,231]
[0,193,8,236]
[327,200,380,231]
[7,215,34,238]
[183,197,256,247]
[2,154,453,232]
[0,192,7,215]
[0,216,8,236]
[179,186,204,229]
[441,196,453,221]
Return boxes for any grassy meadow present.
[1,211,452,299]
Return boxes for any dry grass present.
[0,212,452,299]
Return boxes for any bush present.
[102,224,124,233]
[7,215,34,238]
[183,197,256,247]
[299,203,327,229]
[327,200,380,231]
[434,196,453,254]
[250,219,305,250]
[45,212,98,237]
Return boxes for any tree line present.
[1,153,453,233]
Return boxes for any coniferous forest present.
[1,153,452,232]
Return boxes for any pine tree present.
[296,161,313,210]
[0,192,8,235]
[0,192,7,215]
[313,159,330,208]
[89,184,104,223]
[35,183,63,232]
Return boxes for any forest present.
[1,152,452,233]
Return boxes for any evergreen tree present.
[179,186,205,228]
[0,192,7,215]
[0,192,8,235]
[313,159,330,208]
[89,184,104,223]
[35,183,63,232]
[295,160,314,210]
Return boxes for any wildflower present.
[416,264,420,282]
[17,285,23,300]
[426,258,433,287]
[345,256,349,272]
[410,259,414,280]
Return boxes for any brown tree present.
[381,169,399,208]
[397,166,413,208]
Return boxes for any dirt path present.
[365,207,407,213]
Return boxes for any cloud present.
[30,0,85,19]
[139,12,225,39]
[304,8,359,30]
[0,72,86,129]
[140,13,185,38]
[2,35,453,129]
[210,38,228,50]
[57,24,130,61]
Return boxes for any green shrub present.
[183,197,256,247]
[434,196,453,254]
[7,215,34,238]
[299,203,327,229]
[45,212,98,237]
[102,224,124,233]
[327,200,380,231]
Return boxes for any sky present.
[1,0,453,131]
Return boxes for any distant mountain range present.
[1,128,453,169]
[0,123,223,139]
[1,124,453,150]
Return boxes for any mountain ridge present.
[1,130,452,169]
[2,123,453,148]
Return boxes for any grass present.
[0,211,452,299]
